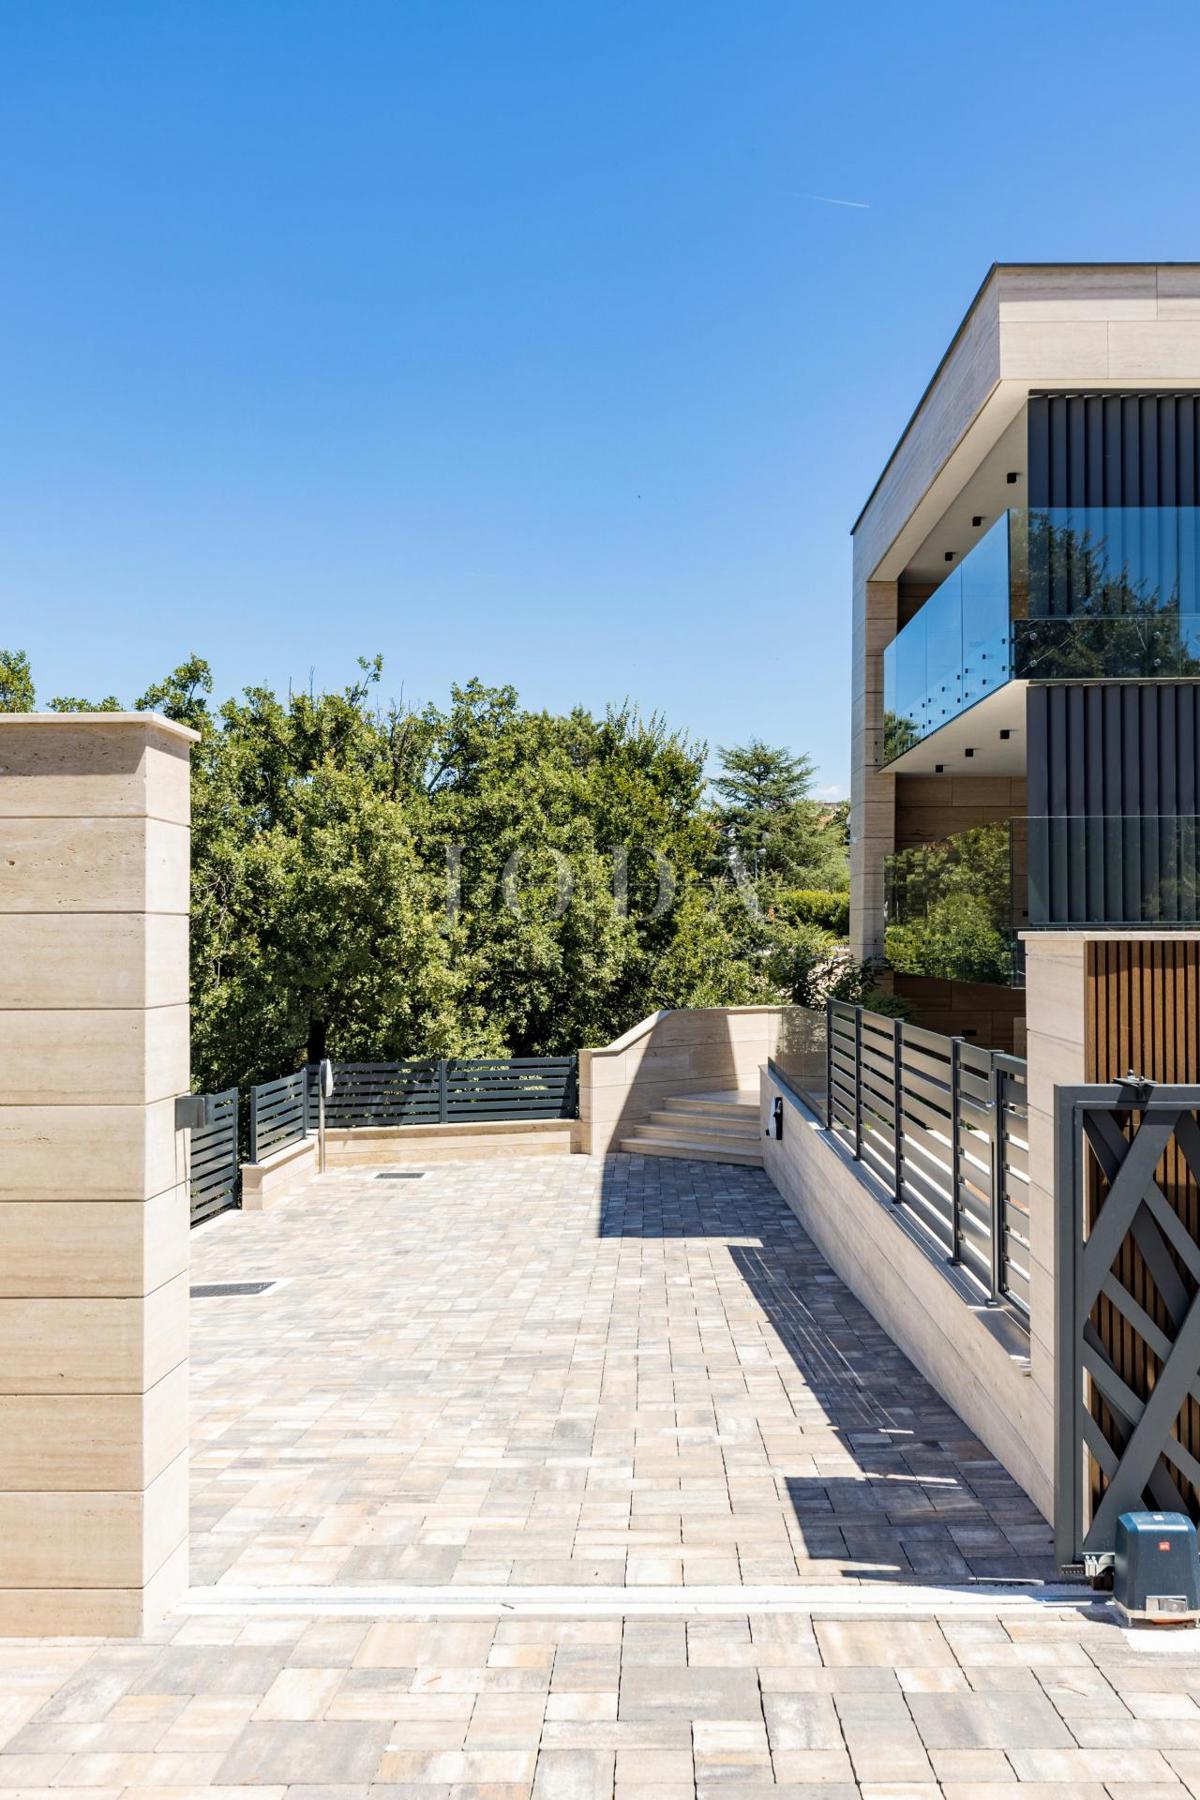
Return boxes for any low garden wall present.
[760,1061,1053,1520]
[578,1005,789,1157]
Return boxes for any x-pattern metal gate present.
[1055,1081,1200,1566]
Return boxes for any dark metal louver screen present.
[1029,393,1200,507]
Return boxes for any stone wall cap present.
[1020,928,1200,944]
[0,711,201,744]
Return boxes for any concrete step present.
[661,1094,758,1122]
[664,1089,757,1106]
[645,1112,761,1144]
[618,1134,764,1168]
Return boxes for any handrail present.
[824,998,1030,1328]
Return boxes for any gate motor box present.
[1114,1511,1200,1626]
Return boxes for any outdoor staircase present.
[619,1091,763,1166]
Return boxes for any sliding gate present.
[1055,1081,1200,1566]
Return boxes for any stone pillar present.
[849,574,896,965]
[1019,932,1087,1502]
[0,713,196,1635]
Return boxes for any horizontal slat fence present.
[188,1088,240,1223]
[826,1000,1029,1326]
[995,1053,1031,1321]
[323,1057,577,1127]
[249,1069,310,1161]
[322,1060,441,1126]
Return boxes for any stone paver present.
[3,1152,1200,1797]
[189,1154,1053,1590]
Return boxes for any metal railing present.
[322,1056,577,1127]
[825,999,1030,1325]
[249,1069,310,1162]
[187,1087,240,1223]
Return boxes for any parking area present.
[4,1153,1200,1797]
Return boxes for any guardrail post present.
[988,1061,1004,1302]
[437,1058,449,1123]
[853,1007,863,1161]
[824,997,833,1130]
[892,1017,904,1202]
[949,1038,962,1263]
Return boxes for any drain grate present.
[191,1280,277,1298]
[375,1171,425,1180]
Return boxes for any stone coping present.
[587,1003,789,1059]
[326,1117,572,1140]
[0,711,200,743]
[1019,927,1200,942]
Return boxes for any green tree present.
[48,694,123,712]
[135,654,214,732]
[886,892,1012,985]
[711,739,848,891]
[0,649,35,712]
[1,650,850,1087]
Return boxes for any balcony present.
[882,506,1200,766]
[885,813,1200,986]
[1029,814,1200,928]
[884,821,1026,988]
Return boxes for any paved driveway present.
[190,1153,1052,1590]
[4,1154,1200,1798]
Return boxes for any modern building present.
[851,263,1200,1052]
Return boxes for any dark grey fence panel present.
[249,1070,309,1161]
[444,1058,576,1120]
[824,999,1028,1328]
[1055,1082,1200,1565]
[323,1061,442,1127]
[189,1088,240,1223]
[323,1056,577,1127]
[995,1055,1031,1321]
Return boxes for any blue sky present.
[2,0,1198,795]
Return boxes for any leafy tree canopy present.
[5,653,854,1087]
[0,650,35,712]
[710,738,848,893]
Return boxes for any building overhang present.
[854,263,1200,587]
[882,681,1027,778]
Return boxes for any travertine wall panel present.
[0,913,188,1009]
[0,715,195,1634]
[0,1187,188,1297]
[579,1006,787,1157]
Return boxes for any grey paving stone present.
[907,1688,1074,1749]
[617,1668,763,1721]
[216,1721,392,1784]
[533,1748,615,1800]
[129,1647,290,1697]
[761,1694,842,1751]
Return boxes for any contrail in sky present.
[802,192,870,209]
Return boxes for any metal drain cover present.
[191,1280,277,1297]
[375,1171,425,1180]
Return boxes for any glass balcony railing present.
[884,820,1026,988]
[885,812,1200,985]
[882,506,1200,763]
[883,514,1012,762]
[1029,814,1200,928]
